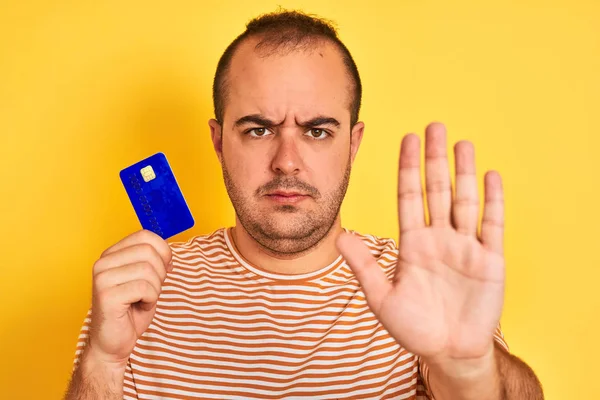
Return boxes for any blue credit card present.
[119,152,194,240]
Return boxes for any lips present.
[265,191,310,204]
[267,191,307,197]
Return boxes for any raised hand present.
[337,122,505,366]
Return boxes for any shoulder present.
[344,228,398,263]
[167,227,228,257]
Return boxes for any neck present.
[230,216,344,275]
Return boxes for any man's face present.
[210,37,364,255]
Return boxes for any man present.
[66,10,544,400]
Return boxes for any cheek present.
[225,146,270,191]
[306,151,348,190]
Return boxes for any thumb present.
[336,232,393,317]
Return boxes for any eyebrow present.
[233,114,341,129]
[299,116,340,129]
[234,114,279,128]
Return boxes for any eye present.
[305,128,329,140]
[247,128,273,138]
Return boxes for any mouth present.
[265,191,310,204]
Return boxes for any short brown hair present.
[212,10,362,126]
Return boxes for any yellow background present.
[1,1,598,399]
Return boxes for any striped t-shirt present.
[74,227,508,399]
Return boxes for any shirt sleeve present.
[72,308,92,371]
[417,323,509,399]
[123,360,139,400]
[416,368,434,399]
[72,308,139,399]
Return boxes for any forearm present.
[428,342,543,400]
[495,344,544,400]
[64,349,125,400]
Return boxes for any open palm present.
[337,122,505,365]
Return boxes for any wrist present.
[428,343,496,378]
[426,344,502,400]
[80,347,126,395]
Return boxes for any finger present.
[398,134,426,233]
[425,122,452,227]
[336,232,393,317]
[480,171,504,255]
[95,262,163,295]
[103,279,160,312]
[102,229,172,266]
[452,141,479,236]
[93,243,167,281]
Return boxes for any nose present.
[271,133,303,176]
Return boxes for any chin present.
[256,216,318,240]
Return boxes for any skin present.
[209,37,364,275]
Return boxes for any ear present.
[209,119,223,163]
[349,121,365,164]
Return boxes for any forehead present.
[224,37,352,123]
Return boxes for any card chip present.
[140,165,156,182]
